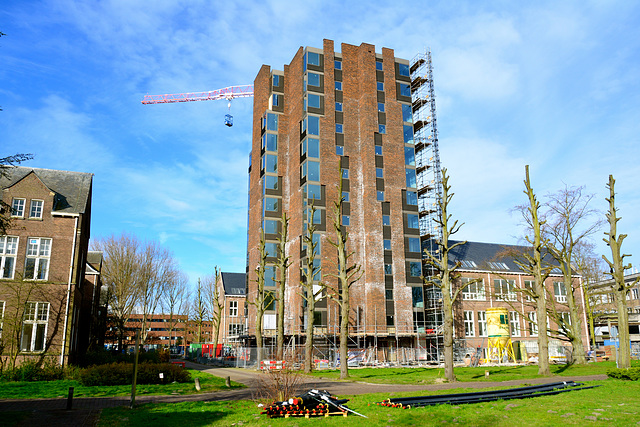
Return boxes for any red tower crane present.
[141,84,254,127]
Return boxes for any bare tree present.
[93,234,141,351]
[161,271,189,351]
[542,185,602,364]
[573,241,607,350]
[276,212,292,360]
[249,229,273,365]
[191,278,207,344]
[202,268,224,359]
[324,178,362,380]
[602,175,639,369]
[422,169,470,382]
[517,166,551,376]
[300,203,321,373]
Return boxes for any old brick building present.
[0,166,99,366]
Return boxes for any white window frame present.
[461,278,485,301]
[11,198,25,217]
[464,311,475,337]
[494,279,517,301]
[509,311,521,337]
[25,237,52,281]
[0,236,19,279]
[21,301,49,352]
[29,199,44,219]
[0,300,4,338]
[229,300,238,317]
[524,280,534,302]
[528,311,538,336]
[477,311,487,337]
[632,288,639,300]
[554,282,567,303]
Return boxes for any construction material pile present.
[261,389,366,418]
[377,381,600,408]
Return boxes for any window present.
[263,154,277,173]
[403,124,414,144]
[406,168,416,188]
[461,278,485,300]
[375,145,382,155]
[406,191,418,206]
[464,311,475,337]
[306,51,320,67]
[398,63,410,77]
[25,238,51,280]
[264,133,277,151]
[302,160,320,181]
[494,279,517,301]
[384,264,392,275]
[264,175,278,191]
[383,239,391,251]
[510,311,521,337]
[528,312,538,336]
[21,302,49,352]
[407,214,419,229]
[377,81,384,91]
[266,112,278,131]
[378,102,385,112]
[407,237,421,253]
[524,280,534,301]
[409,261,422,277]
[377,191,384,201]
[378,124,386,134]
[303,137,320,158]
[272,93,280,107]
[342,168,349,179]
[264,266,276,287]
[307,93,321,110]
[336,123,343,133]
[0,236,18,279]
[273,74,281,87]
[265,243,278,258]
[29,200,43,219]
[263,291,276,310]
[263,219,279,235]
[11,198,25,217]
[342,215,350,226]
[335,102,343,112]
[376,167,384,178]
[477,311,487,337]
[335,145,344,155]
[558,312,571,334]
[342,191,349,202]
[229,301,238,317]
[554,282,567,303]
[404,147,415,166]
[306,184,322,200]
[375,60,383,71]
[307,72,321,87]
[264,197,279,213]
[334,60,342,70]
[632,288,639,300]
[228,324,244,335]
[335,81,342,91]
[412,286,424,307]
[382,215,390,226]
[385,289,393,300]
[402,104,412,123]
[399,83,411,97]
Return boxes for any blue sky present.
[2,0,640,285]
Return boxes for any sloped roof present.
[86,251,103,274]
[221,272,246,296]
[423,239,563,274]
[1,166,93,215]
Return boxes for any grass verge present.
[0,369,243,399]
[98,379,640,426]
[305,360,638,384]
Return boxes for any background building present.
[0,166,97,366]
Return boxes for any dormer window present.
[29,200,43,219]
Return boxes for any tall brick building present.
[0,166,99,366]
[246,40,423,359]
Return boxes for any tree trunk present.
[567,288,586,364]
[256,312,263,366]
[304,299,315,373]
[340,295,349,380]
[615,292,631,368]
[442,289,455,382]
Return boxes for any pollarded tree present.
[249,229,273,365]
[602,175,640,369]
[276,212,292,360]
[203,268,224,358]
[422,168,471,382]
[542,185,602,364]
[191,278,207,344]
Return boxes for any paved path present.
[0,361,608,426]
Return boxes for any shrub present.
[0,359,65,382]
[79,362,191,386]
[606,367,640,381]
[78,349,163,367]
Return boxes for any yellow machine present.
[485,307,516,363]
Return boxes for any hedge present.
[79,362,191,386]
[606,367,640,381]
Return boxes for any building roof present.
[424,240,564,275]
[221,272,246,296]
[1,166,93,215]
[86,251,103,274]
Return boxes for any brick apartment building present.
[244,40,589,363]
[0,166,101,366]
[215,272,247,347]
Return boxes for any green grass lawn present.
[305,360,638,384]
[0,370,243,399]
[98,378,640,426]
